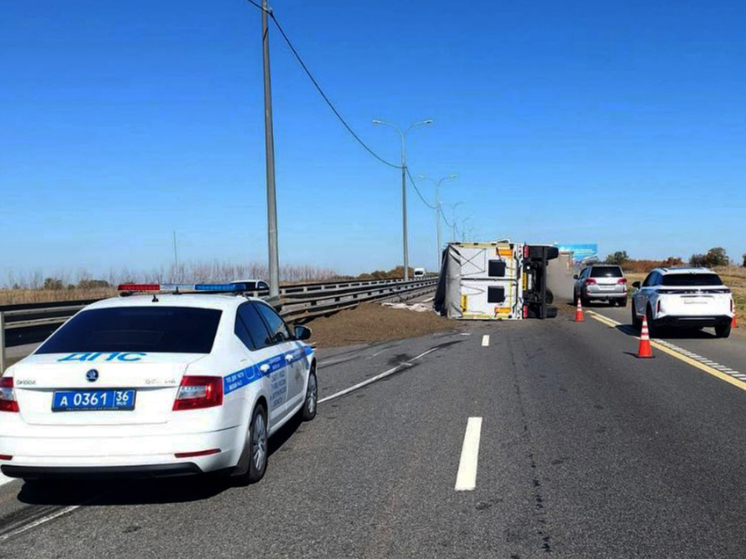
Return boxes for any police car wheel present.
[301,371,317,421]
[233,404,268,485]
[248,405,268,483]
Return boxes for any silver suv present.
[572,264,628,307]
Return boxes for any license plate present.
[52,390,136,412]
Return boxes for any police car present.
[0,283,317,483]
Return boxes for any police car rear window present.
[37,307,222,354]
[590,266,623,278]
[661,274,723,287]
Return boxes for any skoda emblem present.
[86,369,99,383]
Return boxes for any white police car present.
[0,283,317,483]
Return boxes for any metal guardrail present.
[0,277,437,372]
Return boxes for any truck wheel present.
[545,289,554,305]
[617,298,628,308]
[715,322,732,338]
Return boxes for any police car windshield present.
[36,307,222,354]
[661,274,723,287]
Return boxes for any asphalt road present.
[2,310,746,558]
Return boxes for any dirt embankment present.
[303,303,461,348]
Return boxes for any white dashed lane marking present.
[455,417,483,491]
[481,335,490,347]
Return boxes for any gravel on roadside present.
[303,302,463,348]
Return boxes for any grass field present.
[0,288,117,306]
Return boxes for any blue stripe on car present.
[223,344,311,395]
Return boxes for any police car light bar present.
[194,283,249,292]
[117,283,252,293]
[117,284,160,291]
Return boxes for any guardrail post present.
[0,312,6,374]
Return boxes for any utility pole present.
[262,0,280,302]
[372,119,433,281]
[420,174,457,270]
[400,137,409,282]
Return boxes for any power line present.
[245,0,458,223]
[440,208,454,229]
[244,1,401,169]
[405,167,438,210]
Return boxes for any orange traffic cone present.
[733,313,738,329]
[637,315,654,358]
[574,298,584,322]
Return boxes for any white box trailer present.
[434,241,559,320]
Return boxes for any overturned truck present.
[434,241,559,320]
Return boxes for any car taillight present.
[584,279,597,286]
[173,376,223,411]
[0,377,19,413]
[617,278,627,284]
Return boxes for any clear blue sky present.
[2,0,745,281]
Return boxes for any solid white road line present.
[318,347,440,404]
[455,417,483,491]
[481,335,490,347]
[0,506,79,542]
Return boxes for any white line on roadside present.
[588,310,746,386]
[460,333,471,336]
[0,506,79,542]
[455,417,483,491]
[481,335,490,347]
[318,347,440,404]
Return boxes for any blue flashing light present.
[194,283,247,292]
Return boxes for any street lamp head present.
[423,119,434,125]
[372,119,383,125]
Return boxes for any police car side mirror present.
[294,325,312,341]
[573,274,579,280]
[632,281,641,289]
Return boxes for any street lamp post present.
[372,119,433,281]
[419,174,457,270]
[461,217,473,242]
[447,202,462,242]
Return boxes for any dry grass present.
[0,288,117,306]
[1,261,339,306]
